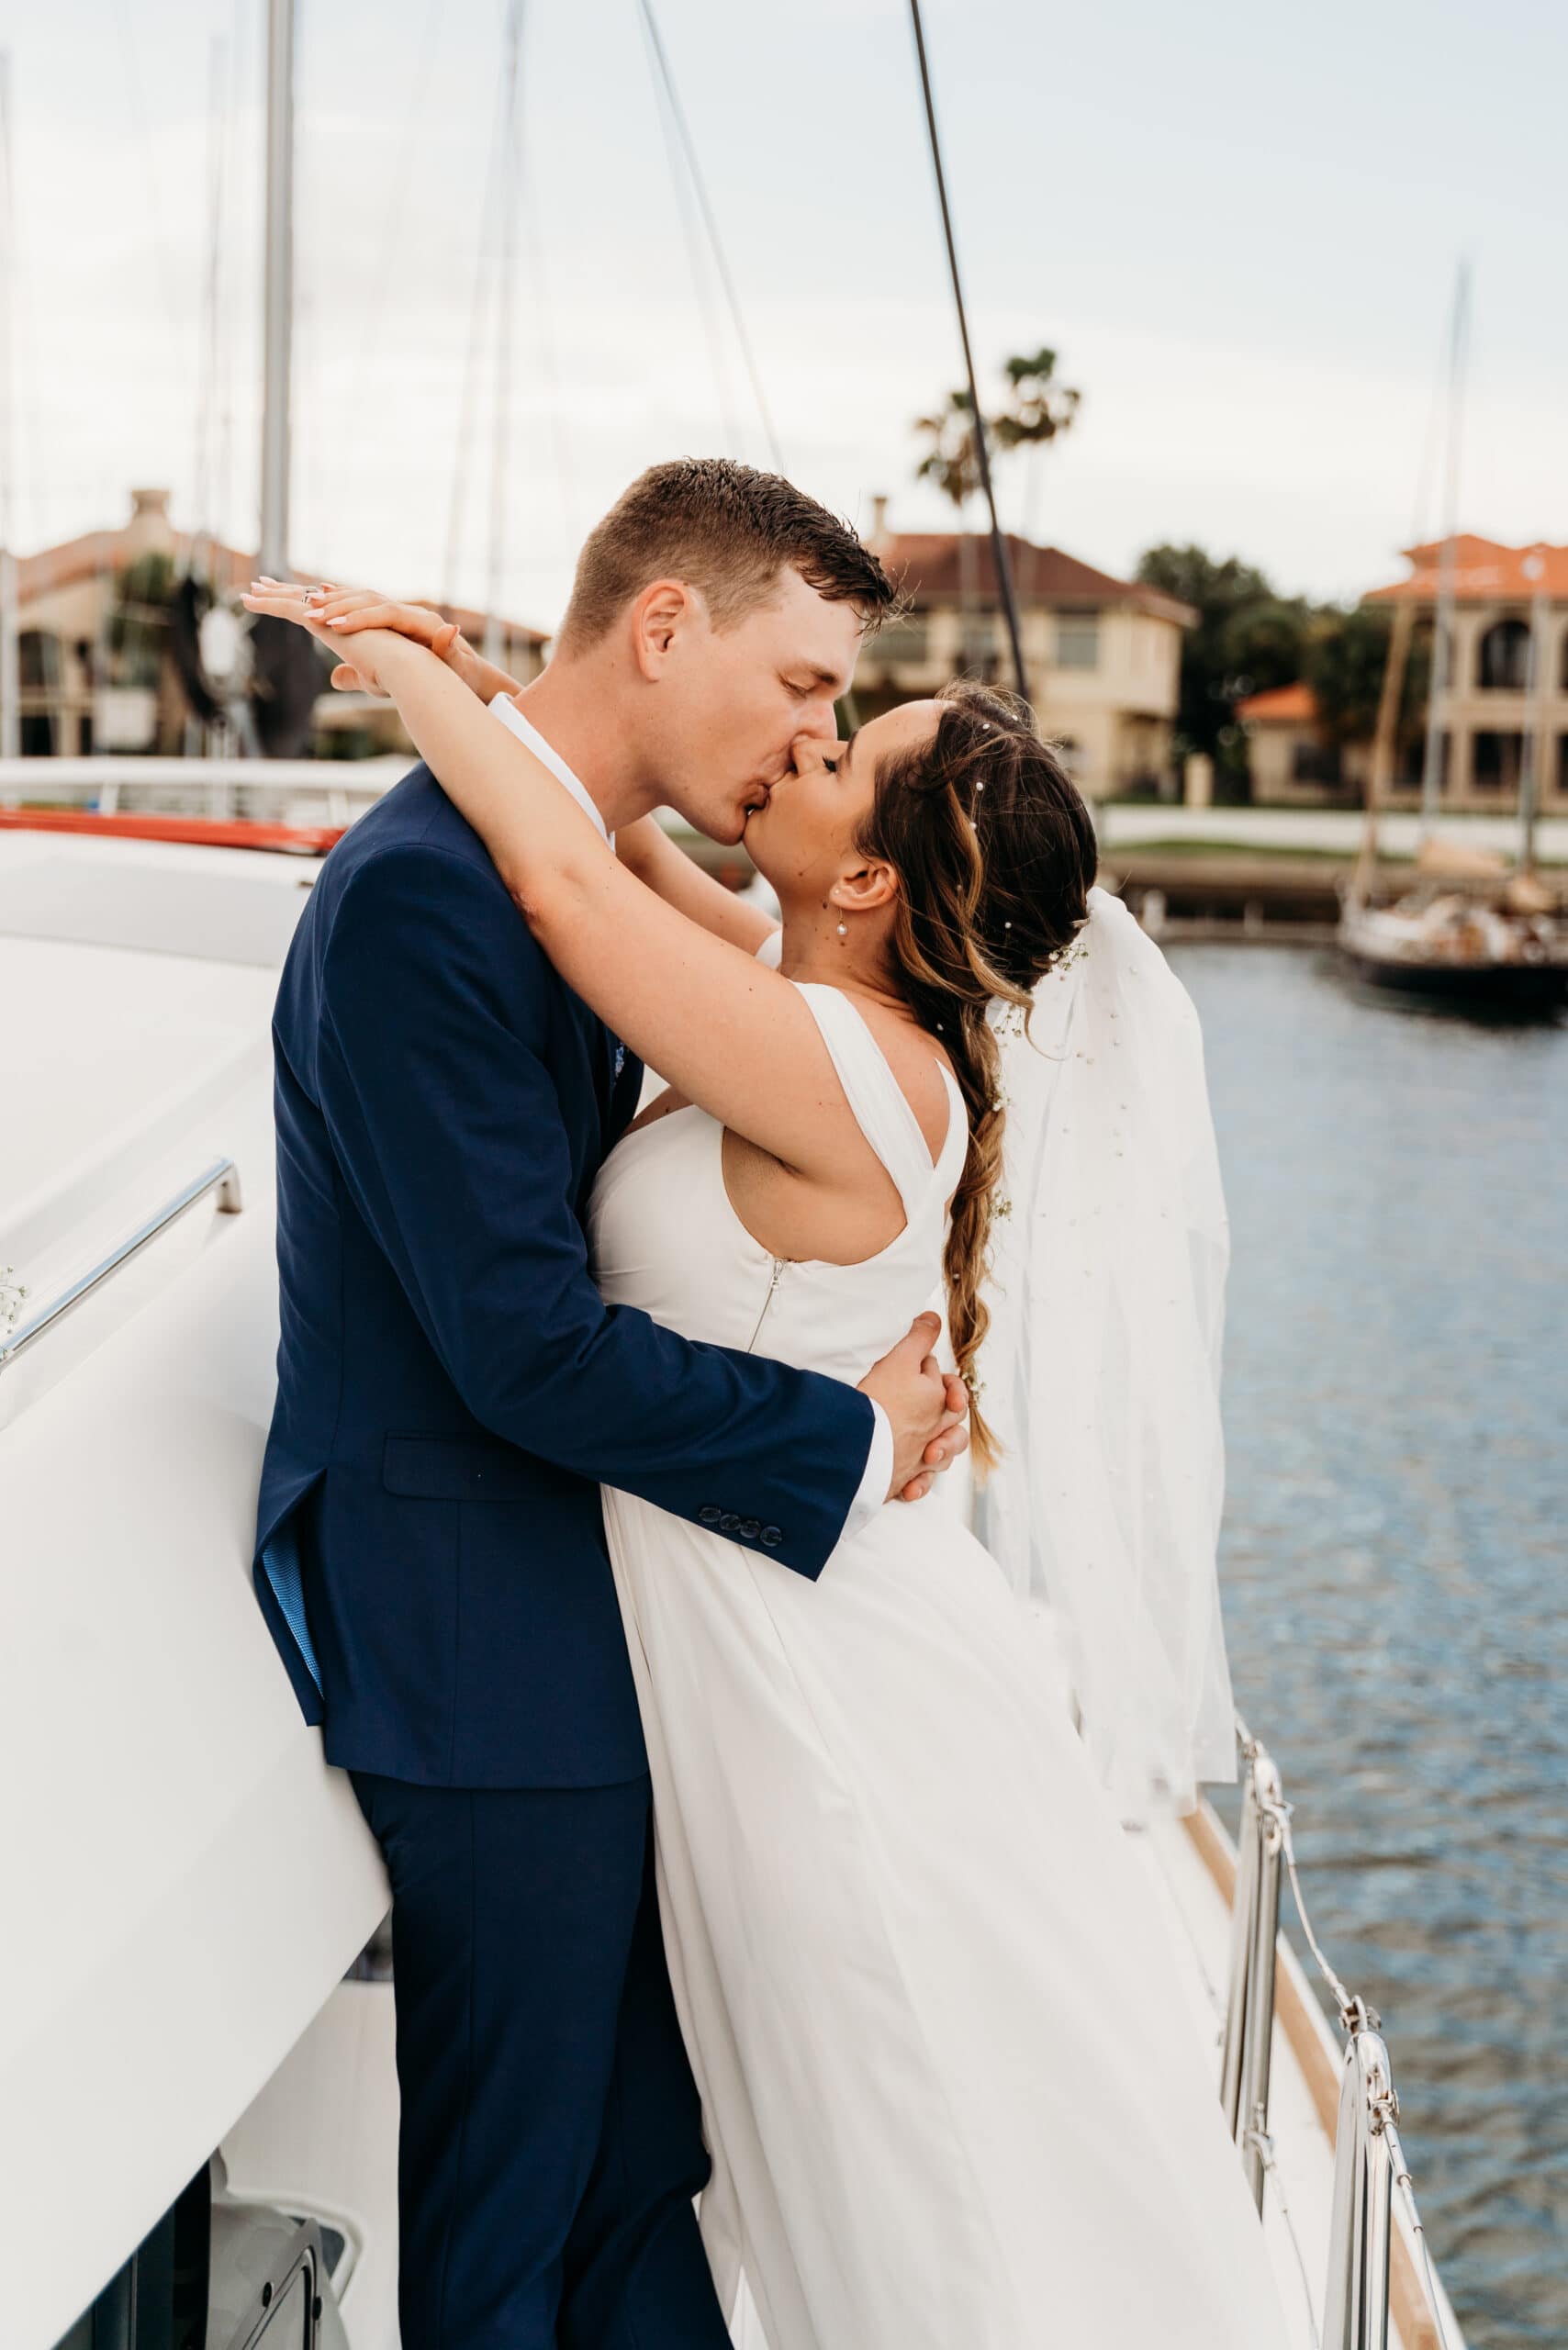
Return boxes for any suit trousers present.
[349,1769,733,2350]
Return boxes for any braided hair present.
[855,680,1096,1466]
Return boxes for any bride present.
[248,577,1291,2348]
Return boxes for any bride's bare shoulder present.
[849,998,959,1164]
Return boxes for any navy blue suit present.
[253,766,874,2346]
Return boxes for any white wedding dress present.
[590,979,1291,2350]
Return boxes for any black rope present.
[907,0,1030,704]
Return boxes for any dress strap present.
[792,982,960,1222]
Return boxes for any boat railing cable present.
[1227,1711,1456,2350]
[0,1158,242,1374]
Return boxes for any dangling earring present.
[835,919,848,942]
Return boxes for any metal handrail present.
[0,1158,242,1372]
[1224,1711,1456,2350]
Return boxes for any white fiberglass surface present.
[0,833,316,967]
[0,934,277,1265]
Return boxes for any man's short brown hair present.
[558,457,896,649]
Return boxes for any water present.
[1170,945,1567,2350]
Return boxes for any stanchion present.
[1322,2009,1397,2350]
[1219,1737,1285,2211]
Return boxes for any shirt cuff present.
[842,1400,893,1541]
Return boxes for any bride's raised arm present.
[267,577,778,959]
[251,606,851,1181]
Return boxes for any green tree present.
[1136,543,1313,790]
[108,551,176,690]
[1305,602,1429,758]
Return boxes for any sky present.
[7,0,1567,633]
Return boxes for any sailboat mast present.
[1417,263,1470,846]
[1518,554,1549,873]
[259,0,296,580]
[0,50,18,763]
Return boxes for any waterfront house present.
[1236,680,1371,807]
[1361,536,1568,815]
[8,487,546,759]
[1244,536,1568,812]
[858,510,1195,799]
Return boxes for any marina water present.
[1175,944,1566,2350]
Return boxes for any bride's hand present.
[241,579,465,699]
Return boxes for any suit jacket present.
[253,766,874,1787]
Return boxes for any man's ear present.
[833,857,900,917]
[631,578,700,681]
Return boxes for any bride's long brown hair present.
[857,681,1097,1468]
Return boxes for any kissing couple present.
[245,460,1291,2349]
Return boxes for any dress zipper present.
[746,1257,787,1351]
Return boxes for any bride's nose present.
[791,735,848,778]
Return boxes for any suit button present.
[760,1526,782,1548]
[698,1506,722,1525]
[740,1518,761,1539]
[719,1512,741,1533]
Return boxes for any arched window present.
[1476,618,1531,690]
[18,629,62,689]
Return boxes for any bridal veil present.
[974,886,1238,1825]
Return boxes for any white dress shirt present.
[486,693,894,1537]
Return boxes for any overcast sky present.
[9,0,1567,630]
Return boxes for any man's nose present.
[794,703,839,744]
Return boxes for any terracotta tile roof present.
[17,510,547,643]
[1237,681,1319,723]
[877,532,1196,626]
[1364,536,1568,605]
[18,528,258,602]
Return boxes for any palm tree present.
[993,347,1081,550]
[913,352,1082,667]
[913,388,989,666]
[913,385,984,511]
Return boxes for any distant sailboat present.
[1338,271,1568,1011]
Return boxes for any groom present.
[252,460,969,2349]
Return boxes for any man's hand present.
[859,1311,969,1504]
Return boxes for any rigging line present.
[1406,287,1455,551]
[634,0,745,462]
[192,36,231,575]
[443,53,512,608]
[520,149,580,554]
[2,57,47,557]
[634,0,785,472]
[113,0,185,337]
[485,0,525,658]
[211,0,248,568]
[906,0,1029,704]
[0,52,18,565]
[344,0,446,418]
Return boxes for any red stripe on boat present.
[0,809,346,855]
